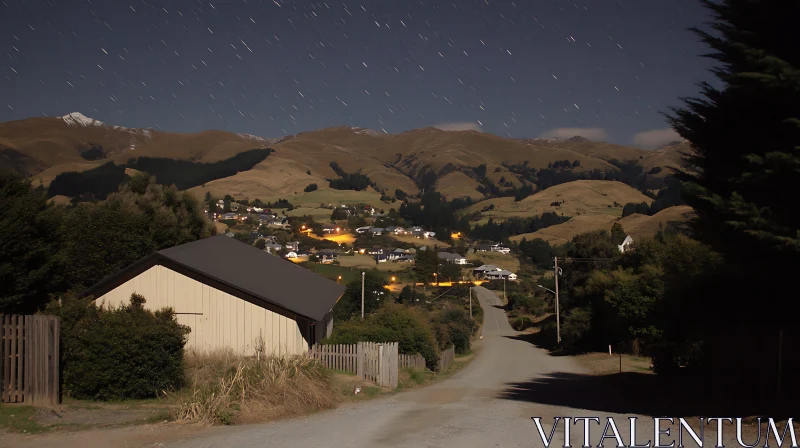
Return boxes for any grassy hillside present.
[510,205,695,245]
[518,137,687,179]
[4,114,688,244]
[463,180,652,224]
[0,114,281,180]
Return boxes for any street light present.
[537,280,561,347]
[337,275,342,284]
[433,273,438,286]
[391,276,396,282]
[536,284,555,295]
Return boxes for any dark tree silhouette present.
[665,0,800,399]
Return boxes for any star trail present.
[0,0,712,148]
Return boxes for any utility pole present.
[361,271,365,320]
[469,287,473,318]
[503,277,506,303]
[554,256,561,347]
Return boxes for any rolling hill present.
[462,180,653,223]
[2,112,631,200]
[0,112,285,181]
[517,136,689,180]
[2,112,692,242]
[509,205,696,246]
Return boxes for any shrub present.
[508,293,547,316]
[325,303,440,370]
[304,183,318,192]
[511,315,533,331]
[561,306,592,351]
[50,293,190,400]
[431,308,477,354]
[175,350,338,425]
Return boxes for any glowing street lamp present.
[433,273,438,286]
[391,276,396,282]
[337,275,342,284]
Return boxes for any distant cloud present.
[540,127,607,140]
[434,121,482,132]
[632,128,685,149]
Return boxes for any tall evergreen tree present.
[667,0,799,279]
[666,0,799,398]
[610,222,627,246]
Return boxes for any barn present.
[81,235,345,357]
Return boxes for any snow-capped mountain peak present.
[60,112,104,127]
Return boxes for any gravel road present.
[158,286,744,448]
[5,287,754,448]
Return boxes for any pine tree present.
[665,0,799,395]
[611,222,627,246]
[667,0,800,274]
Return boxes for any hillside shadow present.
[497,371,789,417]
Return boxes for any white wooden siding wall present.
[95,265,308,356]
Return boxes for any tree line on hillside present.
[1,173,214,314]
[398,190,472,241]
[47,148,271,200]
[328,161,373,191]
[470,212,570,242]
[621,176,687,217]
[127,149,271,190]
[533,1,799,410]
[47,162,129,201]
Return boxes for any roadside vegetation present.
[503,1,800,412]
[174,351,339,425]
[326,271,483,370]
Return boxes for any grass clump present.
[173,351,339,425]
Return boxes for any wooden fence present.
[0,315,61,406]
[437,346,455,373]
[310,342,457,387]
[399,352,426,370]
[310,342,399,388]
[357,342,398,389]
[309,343,358,373]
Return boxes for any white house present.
[490,243,511,255]
[484,270,518,281]
[618,235,634,253]
[472,264,501,277]
[81,235,345,356]
[438,252,468,265]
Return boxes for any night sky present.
[0,0,714,148]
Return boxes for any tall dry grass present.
[173,349,340,425]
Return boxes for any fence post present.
[357,342,364,380]
[378,344,384,387]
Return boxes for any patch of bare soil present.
[34,406,156,427]
[1,423,198,448]
[573,352,653,375]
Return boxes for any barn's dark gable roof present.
[83,235,345,321]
